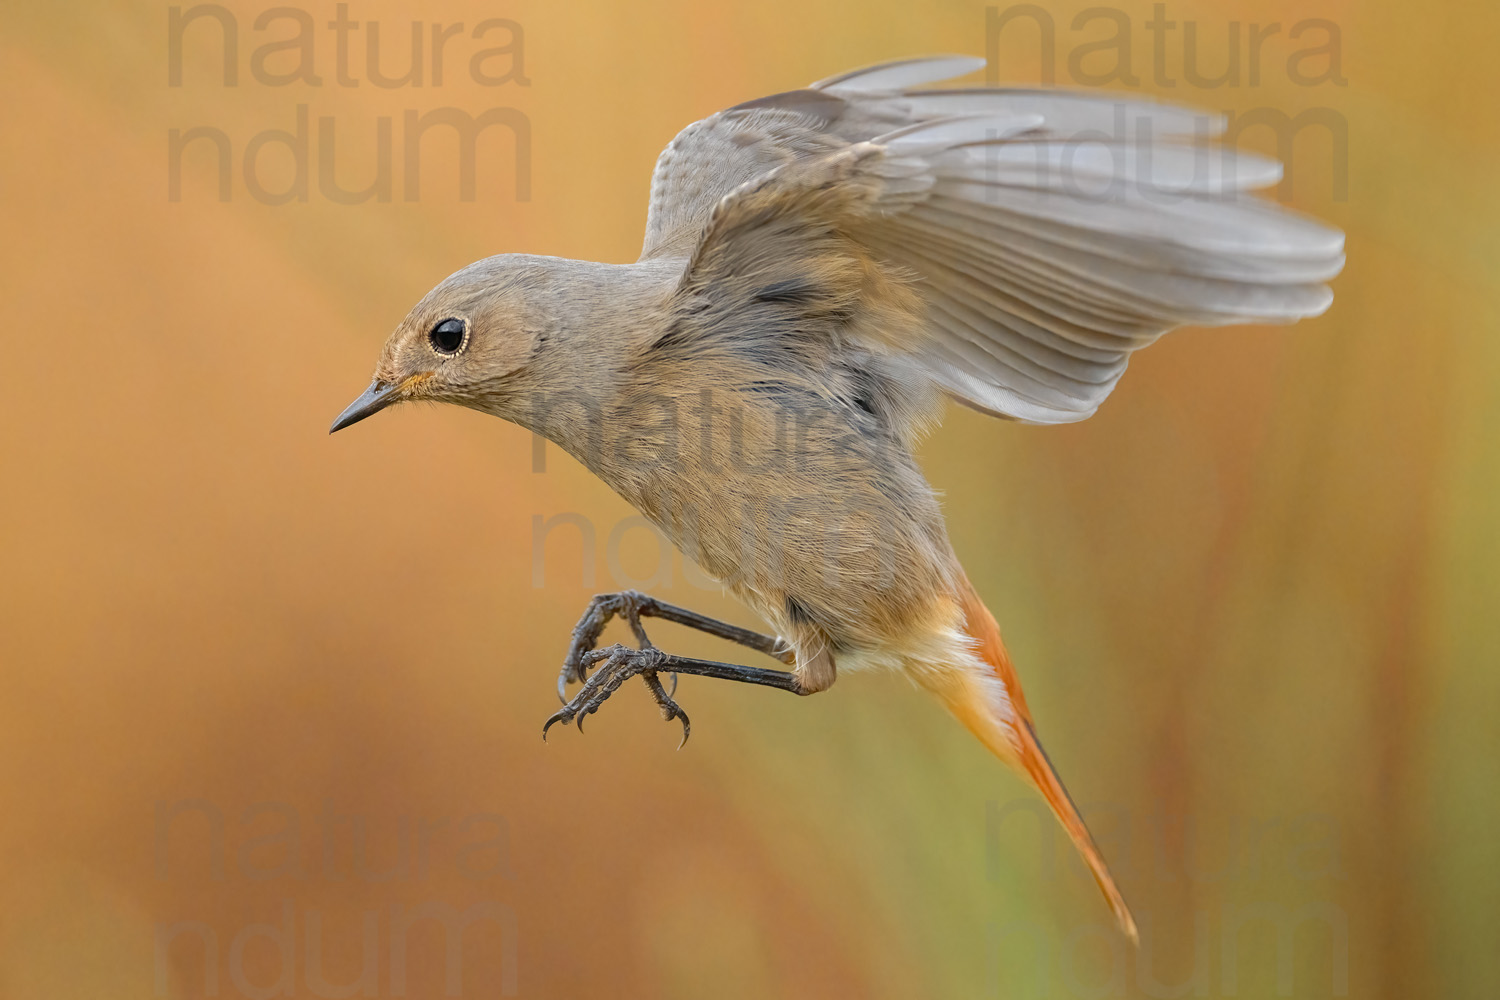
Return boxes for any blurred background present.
[1,0,1494,996]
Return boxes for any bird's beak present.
[329,379,402,433]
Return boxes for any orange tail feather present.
[943,574,1138,943]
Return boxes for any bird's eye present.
[428,317,467,356]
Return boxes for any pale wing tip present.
[813,54,987,92]
[1306,283,1337,317]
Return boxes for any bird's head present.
[330,254,554,433]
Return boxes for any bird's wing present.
[649,56,1344,424]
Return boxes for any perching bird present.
[331,56,1344,939]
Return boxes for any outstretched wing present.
[644,56,1344,424]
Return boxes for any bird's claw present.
[641,669,691,749]
[544,644,689,746]
[556,647,597,703]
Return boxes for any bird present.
[330,55,1344,940]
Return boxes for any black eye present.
[428,317,467,356]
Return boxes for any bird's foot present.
[557,591,676,701]
[546,591,804,749]
[543,643,691,748]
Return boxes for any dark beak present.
[330,380,401,433]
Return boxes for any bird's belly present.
[625,466,958,653]
[594,380,960,653]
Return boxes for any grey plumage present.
[333,55,1345,941]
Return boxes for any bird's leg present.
[549,591,803,746]
[557,590,795,700]
[543,644,806,748]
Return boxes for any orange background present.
[1,0,1494,997]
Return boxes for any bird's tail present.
[930,573,1138,943]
